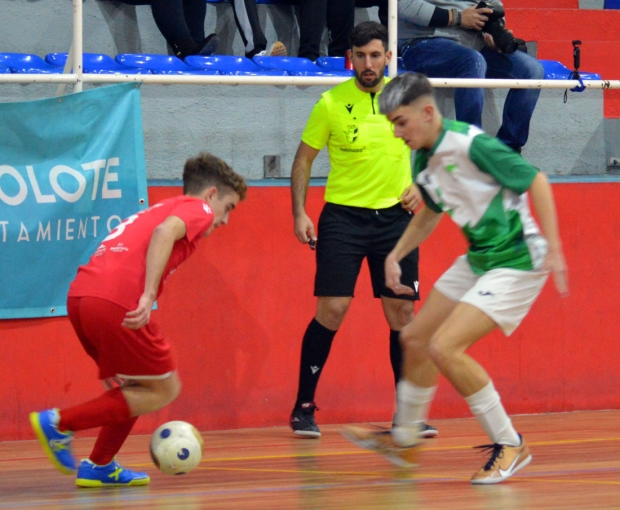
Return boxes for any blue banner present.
[0,83,148,319]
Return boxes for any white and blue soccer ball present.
[150,421,204,475]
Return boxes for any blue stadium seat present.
[316,56,347,70]
[0,65,11,74]
[315,56,406,75]
[184,55,288,76]
[115,54,219,75]
[45,52,150,74]
[539,60,601,81]
[252,55,350,76]
[604,0,620,8]
[0,53,63,74]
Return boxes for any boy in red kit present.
[30,152,247,487]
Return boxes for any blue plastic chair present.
[0,53,63,74]
[0,65,10,74]
[185,55,288,76]
[539,60,601,81]
[315,56,405,75]
[252,55,350,76]
[45,52,150,74]
[604,0,620,8]
[115,54,219,75]
[316,56,348,70]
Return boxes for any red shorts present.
[67,296,177,380]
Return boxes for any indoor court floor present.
[1,410,619,509]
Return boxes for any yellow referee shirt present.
[301,77,412,209]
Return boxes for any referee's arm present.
[291,141,320,244]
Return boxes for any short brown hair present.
[182,152,247,200]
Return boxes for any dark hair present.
[349,21,388,50]
[379,72,434,115]
[182,152,247,200]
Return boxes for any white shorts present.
[434,255,549,336]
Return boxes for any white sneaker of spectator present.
[256,42,287,57]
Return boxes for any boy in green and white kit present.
[342,73,569,485]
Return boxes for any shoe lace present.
[474,443,505,471]
[299,402,319,415]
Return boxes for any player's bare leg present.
[341,289,454,465]
[381,295,437,438]
[121,370,182,416]
[429,303,531,484]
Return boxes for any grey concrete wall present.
[579,0,605,9]
[0,0,609,179]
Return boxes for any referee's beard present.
[354,68,385,90]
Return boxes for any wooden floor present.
[2,410,620,509]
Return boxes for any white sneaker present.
[256,41,287,57]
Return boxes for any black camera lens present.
[476,1,519,54]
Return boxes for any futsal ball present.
[150,421,204,475]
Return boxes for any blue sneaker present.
[75,459,150,487]
[29,409,76,474]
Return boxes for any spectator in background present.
[356,0,388,27]
[398,0,544,152]
[231,0,287,58]
[116,0,220,59]
[296,0,386,61]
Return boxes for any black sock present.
[389,329,402,386]
[294,318,337,408]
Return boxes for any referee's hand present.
[294,212,317,247]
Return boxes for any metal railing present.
[0,0,619,91]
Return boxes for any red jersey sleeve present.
[169,199,214,241]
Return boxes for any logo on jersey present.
[203,203,212,215]
[110,243,129,253]
[345,104,354,114]
[344,124,358,144]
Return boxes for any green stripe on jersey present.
[414,119,544,274]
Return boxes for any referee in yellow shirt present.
[289,21,437,439]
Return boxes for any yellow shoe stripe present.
[29,412,74,475]
[75,477,150,488]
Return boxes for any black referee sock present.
[294,318,337,408]
[389,329,403,386]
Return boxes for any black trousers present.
[116,0,206,56]
[231,0,268,57]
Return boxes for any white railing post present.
[72,0,83,93]
[388,0,398,78]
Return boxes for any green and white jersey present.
[415,119,547,274]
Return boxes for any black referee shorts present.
[314,202,420,300]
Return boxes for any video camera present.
[476,1,521,54]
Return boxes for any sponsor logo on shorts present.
[478,290,494,297]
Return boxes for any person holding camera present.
[398,0,544,153]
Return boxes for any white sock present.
[392,380,437,447]
[465,381,520,446]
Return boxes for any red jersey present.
[69,195,214,310]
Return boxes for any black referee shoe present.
[420,423,438,438]
[290,402,321,438]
